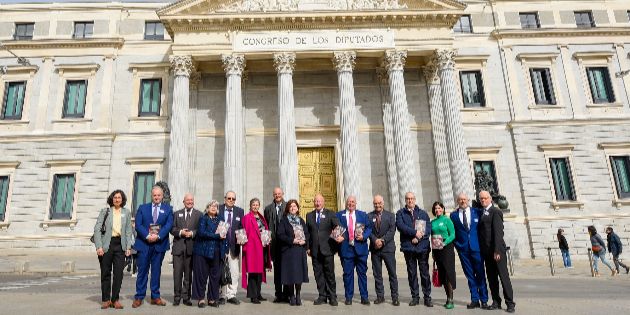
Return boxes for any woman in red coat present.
[241,197,272,304]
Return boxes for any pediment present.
[158,0,466,15]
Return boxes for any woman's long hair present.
[587,225,597,236]
[557,228,563,238]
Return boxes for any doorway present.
[297,147,338,218]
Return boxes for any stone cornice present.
[492,27,630,40]
[0,38,125,50]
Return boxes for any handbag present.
[90,208,110,243]
[432,261,441,287]
[591,245,602,253]
[220,256,232,286]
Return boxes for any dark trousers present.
[482,252,514,307]
[370,250,399,299]
[246,273,263,299]
[99,237,125,302]
[458,250,488,303]
[311,252,337,301]
[403,251,431,300]
[173,252,193,302]
[612,254,629,272]
[191,254,222,301]
[271,249,288,299]
[134,247,165,300]
[126,253,137,273]
[341,255,369,300]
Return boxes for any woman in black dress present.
[276,199,310,306]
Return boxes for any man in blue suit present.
[450,193,489,309]
[132,185,174,308]
[336,195,372,305]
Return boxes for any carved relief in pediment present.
[216,0,408,13]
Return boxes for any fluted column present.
[377,68,401,211]
[384,50,417,205]
[168,55,194,205]
[274,52,299,200]
[436,49,474,200]
[222,54,246,200]
[423,59,454,209]
[333,51,361,201]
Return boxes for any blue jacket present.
[395,205,431,253]
[134,202,173,253]
[607,232,623,256]
[336,210,372,258]
[450,207,482,253]
[193,214,229,258]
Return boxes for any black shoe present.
[313,297,327,305]
[173,299,180,306]
[506,305,515,313]
[374,297,385,304]
[487,302,502,310]
[392,298,400,306]
[409,298,419,306]
[345,299,352,305]
[227,297,240,305]
[296,295,302,306]
[289,297,296,306]
[424,299,433,307]
[329,299,338,306]
[209,302,219,308]
[183,300,192,306]
[197,301,206,308]
[361,299,370,305]
[626,267,629,274]
[251,298,261,304]
[273,297,288,303]
[218,298,226,305]
[467,301,481,309]
[481,302,489,309]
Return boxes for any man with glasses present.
[218,191,245,305]
[367,195,399,306]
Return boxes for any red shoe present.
[150,298,167,306]
[112,300,124,309]
[101,301,112,309]
[132,299,143,308]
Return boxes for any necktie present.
[185,209,191,222]
[348,213,354,241]
[462,209,469,231]
[227,209,233,237]
[376,212,382,232]
[152,204,158,223]
[316,211,321,227]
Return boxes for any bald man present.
[170,193,202,306]
[368,195,399,306]
[264,187,288,303]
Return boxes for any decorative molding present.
[454,54,490,64]
[170,55,195,77]
[0,65,39,74]
[466,146,502,155]
[0,162,21,169]
[383,50,407,73]
[537,144,575,152]
[422,57,440,85]
[128,62,171,71]
[435,48,457,70]
[0,132,114,143]
[333,51,356,73]
[221,53,246,76]
[550,200,585,211]
[55,63,100,74]
[516,52,559,62]
[0,38,124,50]
[273,52,296,74]
[509,117,630,128]
[125,157,165,165]
[0,232,92,241]
[524,212,630,222]
[41,219,78,231]
[598,142,630,150]
[217,0,408,12]
[572,51,615,62]
[491,27,630,40]
[44,160,86,168]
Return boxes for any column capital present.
[273,52,296,75]
[189,70,201,90]
[221,53,246,76]
[376,67,389,85]
[169,55,195,77]
[383,50,407,73]
[422,57,440,85]
[333,51,356,73]
[435,49,458,70]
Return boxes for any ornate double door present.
[297,147,338,218]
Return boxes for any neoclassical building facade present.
[1,0,630,259]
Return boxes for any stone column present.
[222,54,246,200]
[188,71,201,194]
[274,52,299,200]
[423,59,454,209]
[436,49,474,200]
[168,55,194,205]
[383,50,417,205]
[333,51,361,201]
[377,68,401,211]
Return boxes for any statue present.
[155,181,172,205]
[472,170,509,212]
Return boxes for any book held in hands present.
[149,224,160,235]
[216,221,230,238]
[330,226,346,240]
[414,219,426,238]
[293,224,306,242]
[235,228,248,244]
[431,234,444,250]
[261,229,272,247]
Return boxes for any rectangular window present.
[549,158,577,201]
[611,156,630,199]
[454,15,473,33]
[144,21,164,40]
[132,172,155,216]
[73,21,94,39]
[13,23,34,40]
[460,70,486,107]
[586,67,615,103]
[530,68,556,105]
[49,174,75,220]
[2,81,26,120]
[574,11,595,28]
[0,176,8,222]
[519,12,540,29]
[62,80,87,118]
[473,161,499,194]
[138,78,161,116]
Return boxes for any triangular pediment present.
[158,0,466,15]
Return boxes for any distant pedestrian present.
[588,226,614,276]
[605,227,629,274]
[557,229,572,268]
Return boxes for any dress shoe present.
[296,294,302,306]
[506,304,516,313]
[467,301,481,309]
[112,301,124,309]
[209,301,219,308]
[172,299,180,306]
[374,297,385,304]
[218,298,226,305]
[329,299,338,306]
[132,299,143,308]
[150,298,167,306]
[487,302,502,310]
[251,298,261,304]
[409,298,419,306]
[289,296,296,306]
[313,297,327,305]
[361,299,370,305]
[345,299,353,305]
[273,297,288,303]
[198,300,206,308]
[392,298,400,306]
[424,299,434,307]
[227,297,240,305]
[481,302,489,310]
[183,300,193,306]
[101,301,112,309]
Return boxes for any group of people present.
[93,185,515,313]
[557,226,629,276]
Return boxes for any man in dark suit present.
[132,186,174,308]
[306,193,340,306]
[368,194,399,306]
[477,190,515,313]
[395,192,433,307]
[336,195,372,306]
[170,193,202,306]
[218,190,245,305]
[450,193,489,309]
[263,187,288,303]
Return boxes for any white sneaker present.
[132,273,137,278]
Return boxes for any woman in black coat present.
[276,199,309,306]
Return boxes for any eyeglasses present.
[226,197,236,201]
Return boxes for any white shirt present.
[458,206,472,227]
